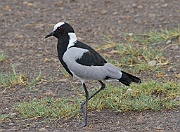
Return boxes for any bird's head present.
[45,22,75,39]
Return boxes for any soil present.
[0,0,180,131]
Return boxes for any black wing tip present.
[119,71,141,86]
[133,76,141,84]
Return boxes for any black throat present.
[57,36,73,76]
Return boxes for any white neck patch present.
[53,22,65,31]
[67,33,77,49]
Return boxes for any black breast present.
[57,39,73,76]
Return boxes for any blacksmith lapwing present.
[45,22,141,127]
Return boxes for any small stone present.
[162,4,168,7]
[165,39,172,44]
[148,13,156,18]
[168,67,176,72]
[136,115,145,124]
[155,125,164,132]
[8,128,17,131]
[13,63,22,67]
[170,45,179,50]
[54,1,64,6]
[43,90,56,96]
[128,33,133,36]
[59,78,67,82]
[100,10,108,15]
[137,5,143,9]
[132,4,137,8]
[127,88,132,92]
[9,123,14,126]
[39,128,48,132]
[38,47,43,50]
[9,113,17,118]
[175,55,180,58]
[113,12,118,15]
[148,60,156,66]
[15,34,23,39]
[174,96,180,101]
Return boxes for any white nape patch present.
[67,33,77,49]
[53,22,65,31]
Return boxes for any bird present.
[45,22,141,127]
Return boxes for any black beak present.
[45,32,54,38]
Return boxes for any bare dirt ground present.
[0,0,180,131]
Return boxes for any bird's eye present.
[58,27,62,30]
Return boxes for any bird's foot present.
[77,121,87,127]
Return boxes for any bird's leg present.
[87,80,105,101]
[79,81,105,127]
[79,83,89,127]
[81,81,105,106]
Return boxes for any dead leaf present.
[175,73,180,78]
[156,73,165,78]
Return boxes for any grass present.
[0,51,6,62]
[105,39,168,73]
[0,114,10,122]
[14,80,180,119]
[98,28,180,73]
[27,70,43,88]
[88,81,179,111]
[127,28,180,44]
[0,65,43,89]
[15,97,80,119]
[0,65,27,88]
[2,28,180,120]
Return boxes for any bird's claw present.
[78,121,87,127]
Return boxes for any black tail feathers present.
[118,71,141,86]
